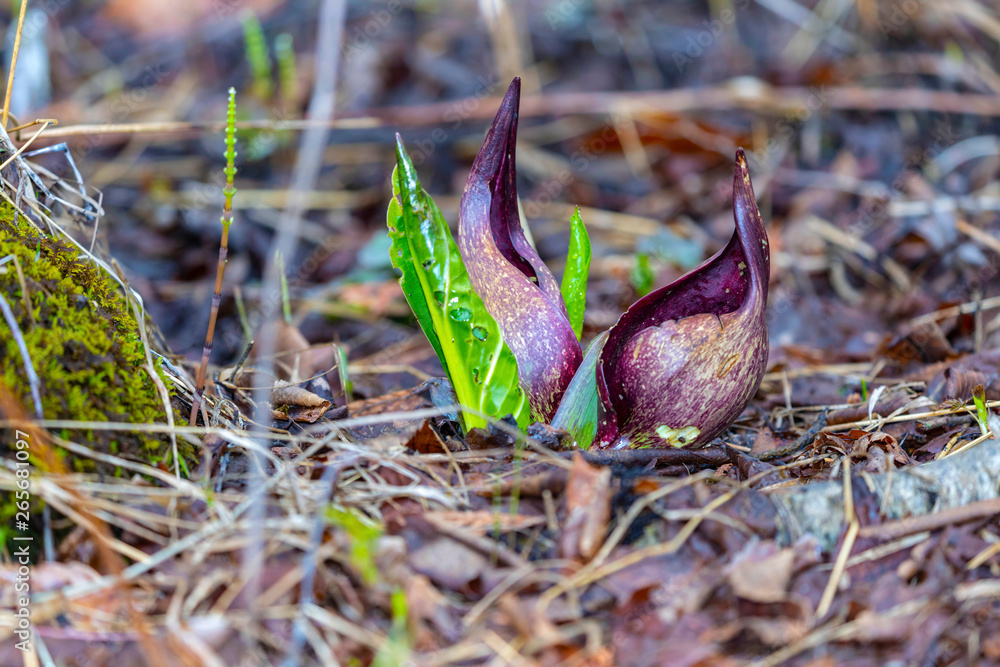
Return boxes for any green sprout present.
[973,384,989,436]
[324,506,381,584]
[274,32,298,112]
[337,343,352,402]
[275,250,292,324]
[242,12,273,101]
[630,252,654,297]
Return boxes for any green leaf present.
[388,136,529,431]
[550,331,606,449]
[630,252,654,297]
[973,384,989,435]
[560,206,590,340]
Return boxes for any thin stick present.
[190,88,238,426]
[0,119,53,170]
[31,85,1000,147]
[816,460,858,618]
[2,0,28,128]
[0,290,42,418]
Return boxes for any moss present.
[0,205,194,475]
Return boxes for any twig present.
[114,260,181,479]
[857,496,1000,541]
[759,409,829,461]
[1,0,27,128]
[0,290,42,418]
[826,400,1000,432]
[0,119,54,171]
[574,445,731,468]
[32,84,1000,147]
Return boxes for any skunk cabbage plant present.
[457,79,583,422]
[391,77,769,449]
[590,146,769,448]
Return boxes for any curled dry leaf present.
[269,381,332,423]
[559,452,612,562]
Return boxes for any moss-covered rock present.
[0,205,193,475]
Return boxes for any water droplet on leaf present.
[450,307,472,322]
[472,326,488,340]
[433,290,445,305]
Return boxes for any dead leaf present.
[751,427,779,456]
[270,381,332,422]
[726,541,795,603]
[409,538,488,591]
[406,420,448,454]
[559,453,612,562]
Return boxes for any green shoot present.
[234,285,252,340]
[190,88,239,426]
[274,32,298,113]
[973,384,989,436]
[337,343,352,403]
[324,506,381,584]
[560,206,590,340]
[630,252,654,297]
[373,589,413,667]
[242,11,273,101]
[275,250,292,324]
[861,377,868,403]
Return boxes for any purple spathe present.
[593,149,770,449]
[457,78,583,422]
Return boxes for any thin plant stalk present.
[2,0,28,128]
[190,87,238,426]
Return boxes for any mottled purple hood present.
[593,149,770,448]
[457,78,582,421]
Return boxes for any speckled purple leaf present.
[594,149,770,449]
[458,78,582,421]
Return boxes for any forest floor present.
[2,0,1000,665]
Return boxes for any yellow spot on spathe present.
[655,425,701,448]
[717,353,740,378]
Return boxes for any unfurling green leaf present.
[630,252,654,297]
[551,331,606,449]
[388,136,529,431]
[561,207,590,340]
[973,384,989,435]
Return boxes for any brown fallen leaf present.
[726,541,795,603]
[270,381,332,423]
[559,453,612,562]
[409,538,488,591]
[406,420,448,454]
